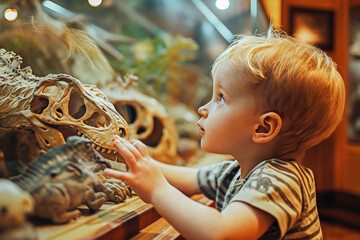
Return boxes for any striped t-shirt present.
[197,159,322,239]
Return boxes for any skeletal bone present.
[103,84,179,164]
[0,49,129,164]
[0,179,34,229]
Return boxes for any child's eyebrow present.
[217,83,233,97]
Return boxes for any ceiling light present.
[88,0,102,7]
[215,0,230,10]
[4,8,18,21]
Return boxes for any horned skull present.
[103,86,179,164]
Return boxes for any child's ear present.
[252,112,282,143]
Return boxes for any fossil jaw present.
[23,113,125,163]
[64,127,125,163]
[0,49,128,166]
[74,128,123,162]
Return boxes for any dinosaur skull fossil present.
[0,49,128,163]
[103,86,179,164]
[24,74,129,161]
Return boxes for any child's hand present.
[103,135,169,203]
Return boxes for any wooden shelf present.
[131,217,183,240]
[36,196,160,240]
[130,194,214,240]
[35,194,213,240]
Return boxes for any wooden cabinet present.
[274,2,360,228]
[278,0,360,195]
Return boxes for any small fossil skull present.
[0,179,34,229]
[103,86,179,164]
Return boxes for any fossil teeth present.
[92,143,96,148]
[77,131,82,136]
[107,149,112,154]
[96,146,101,151]
[115,156,118,162]
[101,148,106,153]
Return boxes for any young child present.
[104,29,345,239]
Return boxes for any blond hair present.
[212,30,345,158]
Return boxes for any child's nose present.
[198,106,208,118]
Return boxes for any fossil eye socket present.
[114,103,137,124]
[0,206,8,216]
[30,97,49,114]
[68,89,86,119]
[141,117,163,147]
[119,128,126,138]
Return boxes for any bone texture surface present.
[0,48,129,164]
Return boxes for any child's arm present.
[151,186,274,240]
[151,158,200,196]
[104,136,274,240]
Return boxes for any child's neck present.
[236,158,264,180]
[235,150,305,179]
[233,147,275,180]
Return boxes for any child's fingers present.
[114,136,143,160]
[130,140,149,157]
[103,168,131,183]
[122,140,143,160]
[113,138,137,170]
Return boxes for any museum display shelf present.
[35,196,159,240]
[35,194,213,240]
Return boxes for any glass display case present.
[348,5,360,142]
[0,2,271,237]
[0,0,270,108]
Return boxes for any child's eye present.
[217,94,225,103]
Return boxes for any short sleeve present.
[197,161,234,201]
[230,161,305,239]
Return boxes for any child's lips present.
[198,123,205,135]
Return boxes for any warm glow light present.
[295,26,321,45]
[215,0,230,10]
[88,0,102,7]
[4,8,18,21]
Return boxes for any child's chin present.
[200,142,207,152]
[200,143,215,153]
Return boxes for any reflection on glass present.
[0,0,269,107]
[348,6,360,141]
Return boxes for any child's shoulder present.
[232,159,320,239]
[250,158,316,192]
[264,158,313,178]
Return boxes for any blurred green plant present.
[112,34,199,100]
